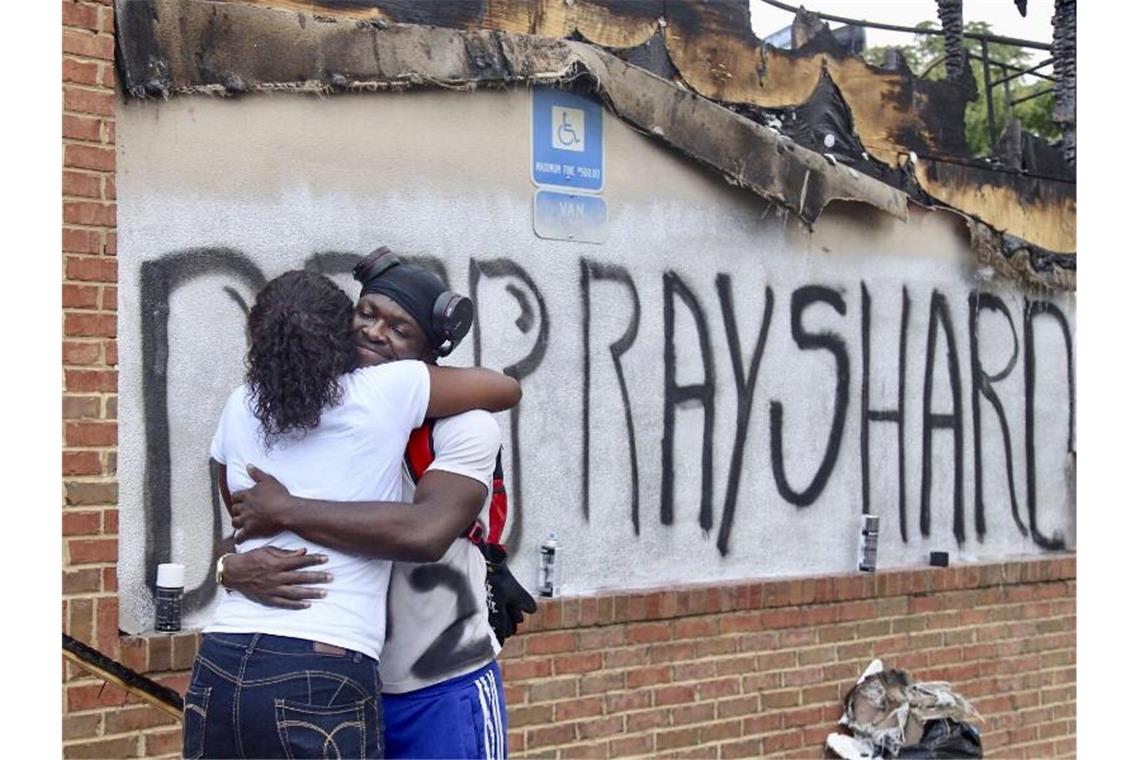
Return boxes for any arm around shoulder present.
[425,365,521,418]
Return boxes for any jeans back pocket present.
[182,686,211,760]
[275,698,373,759]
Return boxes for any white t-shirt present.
[205,360,430,661]
[380,410,503,694]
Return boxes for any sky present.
[750,0,1055,70]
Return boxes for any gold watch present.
[216,553,234,589]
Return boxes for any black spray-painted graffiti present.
[140,248,1074,614]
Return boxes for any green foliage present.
[863,20,1059,157]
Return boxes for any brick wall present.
[66,556,1075,759]
[496,556,1076,759]
[61,1,185,756]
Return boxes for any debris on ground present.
[826,659,983,759]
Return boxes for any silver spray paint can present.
[537,532,560,598]
[857,515,880,573]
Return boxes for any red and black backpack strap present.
[466,447,508,546]
[403,419,437,484]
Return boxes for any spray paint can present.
[857,515,880,573]
[537,532,560,598]
[155,563,184,632]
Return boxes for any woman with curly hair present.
[184,270,519,760]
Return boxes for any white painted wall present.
[116,89,1075,633]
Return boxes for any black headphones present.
[352,247,474,358]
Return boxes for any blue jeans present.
[182,633,383,759]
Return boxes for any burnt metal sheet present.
[115,0,909,230]
[114,0,1074,289]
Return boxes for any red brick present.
[102,566,118,592]
[525,723,576,748]
[62,510,102,536]
[62,450,102,475]
[604,646,648,669]
[782,705,824,728]
[63,567,102,594]
[626,708,669,732]
[553,696,603,721]
[762,688,801,709]
[105,231,118,255]
[721,737,763,759]
[672,660,716,681]
[671,701,716,726]
[63,393,104,421]
[605,690,651,713]
[626,665,671,689]
[104,704,178,734]
[576,714,623,740]
[62,712,103,741]
[101,64,117,90]
[525,631,576,655]
[65,144,115,173]
[62,29,114,60]
[67,680,131,712]
[578,671,624,695]
[68,537,118,564]
[717,694,759,719]
[552,651,602,675]
[144,728,184,757]
[64,313,116,338]
[675,616,719,639]
[65,481,118,506]
[104,174,117,200]
[656,726,700,750]
[525,678,577,703]
[63,227,104,254]
[62,113,103,143]
[103,508,119,533]
[501,658,551,680]
[63,282,101,309]
[763,729,804,753]
[648,640,694,663]
[627,621,672,644]
[62,735,139,759]
[653,683,696,706]
[63,57,100,86]
[699,718,743,742]
[508,703,553,728]
[95,597,119,653]
[63,86,115,116]
[66,369,117,392]
[67,597,95,642]
[576,626,625,650]
[608,734,653,757]
[62,1,100,29]
[698,637,739,661]
[696,677,741,700]
[63,170,102,200]
[64,200,116,227]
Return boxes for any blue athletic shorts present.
[381,660,508,759]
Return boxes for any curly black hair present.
[245,270,356,442]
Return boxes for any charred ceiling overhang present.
[114,0,1074,290]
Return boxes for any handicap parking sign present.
[532,87,604,192]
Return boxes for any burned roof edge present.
[115,0,1073,291]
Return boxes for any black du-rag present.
[359,263,448,349]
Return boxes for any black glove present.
[481,542,537,644]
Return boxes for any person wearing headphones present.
[187,264,521,759]
[219,247,535,759]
